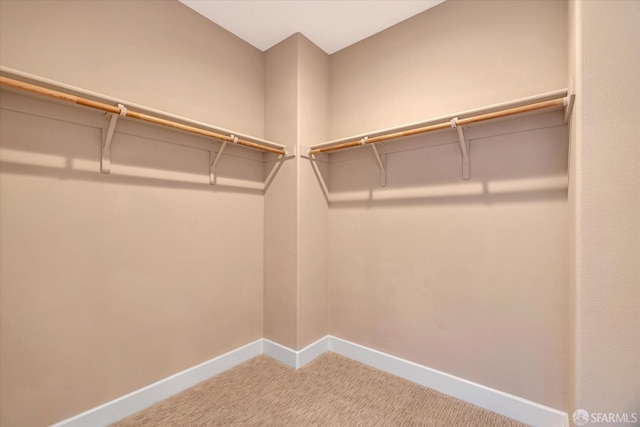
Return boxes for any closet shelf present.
[0,67,287,160]
[309,89,574,156]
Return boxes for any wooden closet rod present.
[0,76,287,156]
[309,97,566,155]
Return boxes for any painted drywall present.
[298,36,330,348]
[263,35,300,349]
[0,2,267,425]
[0,91,265,427]
[327,114,570,410]
[570,0,640,417]
[0,0,264,136]
[326,0,570,411]
[263,34,330,350]
[567,0,579,414]
[329,0,568,139]
[0,0,593,424]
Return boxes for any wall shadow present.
[0,90,270,193]
[326,113,569,207]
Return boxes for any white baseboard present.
[263,339,297,367]
[263,336,329,368]
[50,336,568,427]
[298,336,329,367]
[328,336,568,427]
[49,339,263,427]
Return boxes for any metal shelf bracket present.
[368,140,387,187]
[209,136,234,185]
[564,94,576,124]
[101,103,126,174]
[210,134,243,184]
[451,117,470,180]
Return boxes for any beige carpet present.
[112,352,528,426]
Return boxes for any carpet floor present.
[112,352,528,426]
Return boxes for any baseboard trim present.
[262,339,297,368]
[328,336,568,427]
[298,336,330,367]
[50,336,568,427]
[49,339,263,427]
[263,336,329,368]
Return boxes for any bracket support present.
[101,104,126,174]
[209,141,227,184]
[564,94,576,124]
[209,134,239,185]
[451,117,470,180]
[370,143,387,187]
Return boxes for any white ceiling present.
[179,0,446,54]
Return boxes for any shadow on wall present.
[0,90,267,194]
[316,111,569,207]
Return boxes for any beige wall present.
[298,37,330,348]
[0,2,266,426]
[263,34,330,349]
[4,0,616,424]
[0,92,265,427]
[327,0,570,411]
[328,114,570,409]
[567,0,579,413]
[569,0,640,416]
[329,0,568,139]
[263,35,300,349]
[0,0,264,136]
